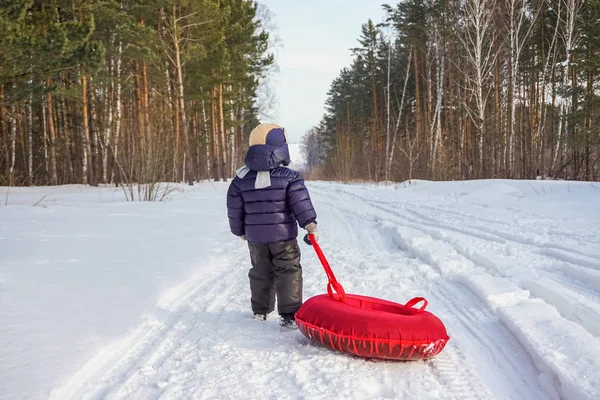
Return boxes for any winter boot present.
[279,313,297,330]
[253,313,267,321]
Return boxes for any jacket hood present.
[245,143,291,171]
[244,123,291,171]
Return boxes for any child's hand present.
[305,222,319,243]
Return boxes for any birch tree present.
[505,0,537,175]
[307,0,600,182]
[427,14,445,176]
[551,0,582,177]
[386,45,412,181]
[459,0,498,177]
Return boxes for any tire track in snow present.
[402,200,600,263]
[385,224,549,400]
[103,259,249,400]
[311,186,547,400]
[322,187,510,246]
[52,183,588,399]
[311,190,497,399]
[424,349,490,400]
[359,188,600,340]
[50,250,247,400]
[400,207,600,344]
[375,196,600,341]
[92,246,463,400]
[328,185,600,262]
[324,186,600,306]
[428,281,547,400]
[520,277,600,338]
[546,270,600,302]
[314,184,600,398]
[54,208,461,399]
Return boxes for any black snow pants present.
[247,238,303,316]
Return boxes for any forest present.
[0,0,273,187]
[1,1,599,187]
[304,0,600,182]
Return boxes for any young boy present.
[226,123,318,329]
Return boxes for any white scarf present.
[236,164,272,189]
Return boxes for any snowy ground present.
[1,179,599,400]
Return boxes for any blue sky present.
[257,0,386,143]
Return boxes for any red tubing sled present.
[295,235,450,361]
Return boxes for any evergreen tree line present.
[0,0,274,187]
[303,0,600,182]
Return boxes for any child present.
[226,123,318,329]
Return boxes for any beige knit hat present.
[249,123,288,146]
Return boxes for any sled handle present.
[308,234,347,303]
[404,297,428,313]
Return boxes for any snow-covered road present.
[1,180,599,399]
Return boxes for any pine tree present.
[309,0,599,182]
[0,0,275,188]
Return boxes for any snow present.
[498,300,600,400]
[1,179,599,400]
[457,273,530,308]
[522,277,600,337]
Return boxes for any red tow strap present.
[308,233,347,302]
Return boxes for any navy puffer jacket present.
[227,125,317,244]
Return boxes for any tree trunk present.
[42,97,48,179]
[104,69,113,184]
[173,2,193,185]
[211,86,219,181]
[28,92,33,185]
[142,61,150,139]
[385,38,392,182]
[59,96,73,183]
[238,105,245,167]
[9,104,16,179]
[135,63,144,143]
[506,0,530,177]
[426,46,433,176]
[90,79,101,185]
[448,44,457,178]
[0,86,7,181]
[163,62,173,183]
[585,67,593,180]
[413,48,422,163]
[194,106,201,179]
[551,78,563,176]
[171,67,180,181]
[219,83,227,181]
[190,101,200,179]
[536,4,561,177]
[560,0,580,178]
[18,108,27,182]
[508,36,516,177]
[229,91,235,176]
[571,61,578,177]
[494,20,502,177]
[102,54,114,184]
[388,46,412,180]
[520,82,526,176]
[201,96,211,180]
[461,0,494,178]
[82,75,96,186]
[46,79,59,185]
[431,35,444,176]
